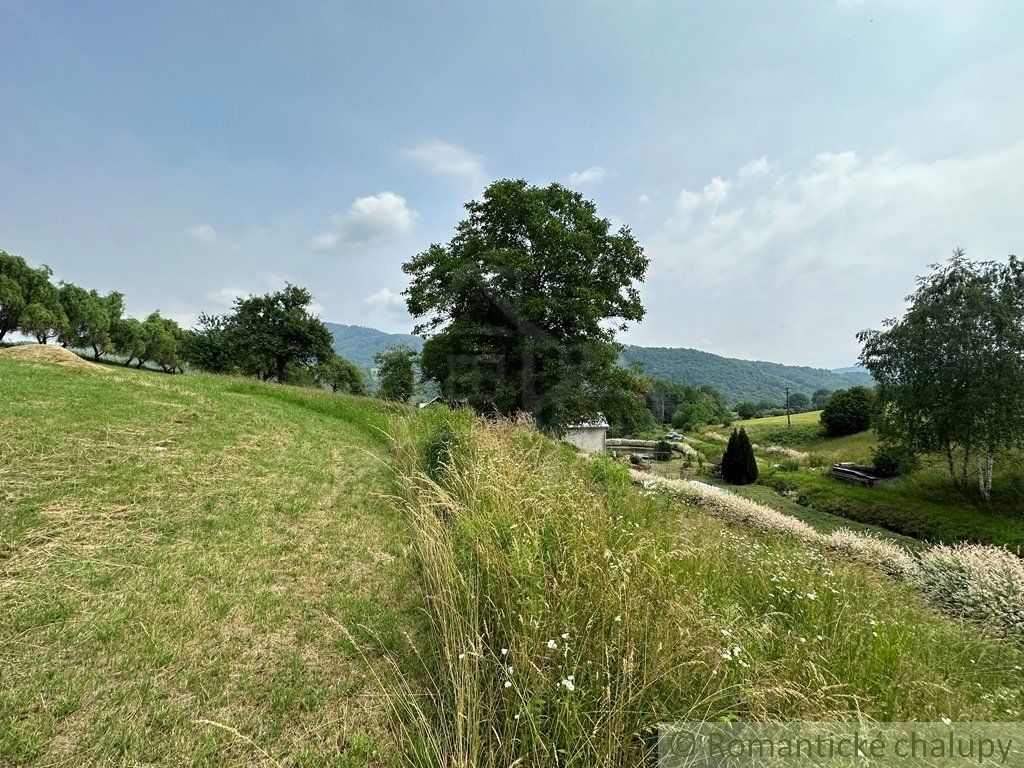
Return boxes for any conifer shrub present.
[721,428,758,484]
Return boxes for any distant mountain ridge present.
[324,323,423,369]
[620,346,873,403]
[325,322,873,403]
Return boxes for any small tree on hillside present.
[1,253,65,342]
[111,317,147,366]
[735,401,758,420]
[374,344,417,402]
[224,285,333,382]
[721,427,758,484]
[58,283,124,359]
[318,353,365,395]
[20,299,68,344]
[820,386,874,437]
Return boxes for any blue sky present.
[2,0,1022,367]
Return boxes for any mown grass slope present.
[1,357,408,767]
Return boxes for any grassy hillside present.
[0,356,409,766]
[386,412,1023,764]
[620,345,873,403]
[3,354,1023,766]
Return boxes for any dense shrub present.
[820,386,874,437]
[654,439,673,461]
[735,401,758,420]
[721,428,758,485]
[871,443,920,478]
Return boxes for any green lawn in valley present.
[687,411,1024,549]
[0,358,409,766]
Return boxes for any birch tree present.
[859,250,1024,500]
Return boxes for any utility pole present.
[786,386,792,428]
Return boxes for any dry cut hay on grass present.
[0,344,106,371]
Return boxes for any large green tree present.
[58,283,124,360]
[221,285,333,382]
[142,312,187,372]
[0,252,64,342]
[403,179,649,431]
[111,317,148,366]
[721,428,758,485]
[859,250,1024,499]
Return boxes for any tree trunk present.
[123,358,132,367]
[944,444,956,483]
[977,448,994,501]
[92,344,101,361]
[136,359,145,368]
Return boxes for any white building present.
[562,416,609,453]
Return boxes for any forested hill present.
[325,323,423,368]
[325,322,873,402]
[620,345,874,403]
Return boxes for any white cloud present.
[737,156,772,180]
[311,191,418,252]
[643,141,1024,366]
[207,287,248,307]
[567,166,608,184]
[362,287,406,311]
[187,224,217,244]
[663,176,732,235]
[403,138,484,180]
[637,193,651,205]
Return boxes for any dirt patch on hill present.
[0,344,106,371]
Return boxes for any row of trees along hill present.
[404,179,651,433]
[859,249,1024,500]
[606,376,733,436]
[1,251,188,371]
[1,251,366,392]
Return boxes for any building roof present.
[566,414,609,429]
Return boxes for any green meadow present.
[3,357,1023,766]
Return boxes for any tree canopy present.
[318,353,365,395]
[190,285,333,383]
[0,252,65,343]
[819,386,874,437]
[57,283,124,360]
[403,179,649,431]
[374,344,417,402]
[859,250,1024,498]
[721,428,758,485]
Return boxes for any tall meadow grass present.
[378,411,1024,766]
